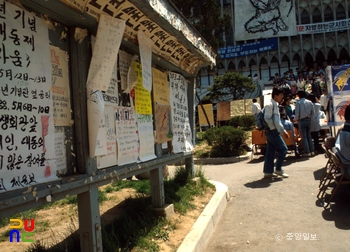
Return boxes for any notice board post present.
[0,1,216,251]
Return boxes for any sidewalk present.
[173,150,350,251]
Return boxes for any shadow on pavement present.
[313,167,325,181]
[248,154,302,166]
[318,185,350,230]
[244,177,283,188]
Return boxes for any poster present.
[55,131,67,174]
[234,0,297,41]
[132,62,152,114]
[97,106,117,169]
[169,72,194,153]
[326,65,350,127]
[115,106,139,165]
[127,60,142,92]
[333,94,350,126]
[119,50,132,91]
[0,1,57,192]
[134,83,152,114]
[216,101,231,121]
[154,104,173,143]
[137,31,153,92]
[152,68,170,105]
[87,15,125,157]
[86,15,125,91]
[87,89,106,157]
[137,114,157,161]
[50,46,72,126]
[198,104,214,127]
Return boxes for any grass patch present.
[23,167,213,252]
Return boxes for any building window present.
[324,6,333,22]
[301,10,310,24]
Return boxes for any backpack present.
[255,109,269,131]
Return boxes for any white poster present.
[115,106,139,165]
[86,15,125,91]
[119,50,132,91]
[0,1,57,192]
[87,89,106,157]
[137,114,157,162]
[50,46,72,126]
[97,106,117,169]
[55,131,67,174]
[169,73,194,153]
[86,15,125,157]
[137,31,153,92]
[234,0,297,41]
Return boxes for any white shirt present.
[320,94,329,108]
[252,102,261,116]
[264,98,286,134]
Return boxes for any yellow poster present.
[135,83,152,114]
[152,68,170,105]
[198,104,214,126]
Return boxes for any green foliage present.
[229,116,241,128]
[0,209,37,229]
[229,115,255,128]
[112,179,151,195]
[171,0,231,51]
[23,167,213,252]
[202,126,248,157]
[207,72,256,102]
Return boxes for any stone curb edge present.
[177,180,230,252]
[194,152,251,165]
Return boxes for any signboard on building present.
[218,38,278,59]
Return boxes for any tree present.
[171,0,231,51]
[204,72,256,102]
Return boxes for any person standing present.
[252,98,261,119]
[294,90,315,157]
[279,105,301,158]
[335,104,350,175]
[263,87,289,178]
[319,89,328,113]
[308,94,322,153]
[297,76,305,91]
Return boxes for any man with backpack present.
[263,87,290,178]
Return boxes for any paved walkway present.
[198,152,350,252]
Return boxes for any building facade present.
[197,0,350,97]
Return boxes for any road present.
[199,153,350,252]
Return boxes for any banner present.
[234,0,297,41]
[218,38,278,59]
[297,18,350,34]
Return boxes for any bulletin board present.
[0,1,75,193]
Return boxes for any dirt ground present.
[0,186,215,252]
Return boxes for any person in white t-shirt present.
[319,89,329,113]
[252,98,261,119]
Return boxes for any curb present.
[194,153,251,165]
[177,181,230,252]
